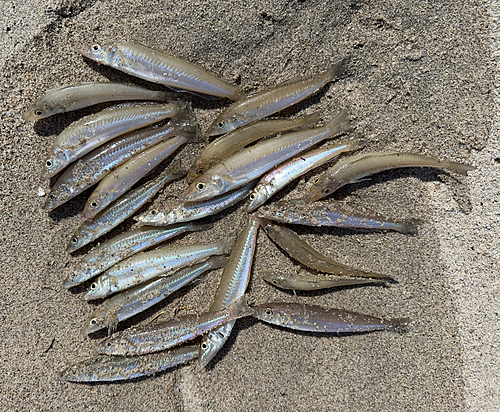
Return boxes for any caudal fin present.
[328,58,349,80]
[398,218,420,235]
[446,161,476,176]
[326,109,353,136]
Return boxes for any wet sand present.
[1,1,499,411]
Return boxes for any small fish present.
[42,101,186,179]
[186,113,321,183]
[82,256,228,336]
[97,295,254,356]
[184,110,352,203]
[82,42,241,100]
[305,151,476,203]
[251,302,408,333]
[261,271,385,291]
[256,199,418,234]
[199,215,260,366]
[260,218,388,279]
[64,222,211,289]
[247,138,363,212]
[136,181,255,227]
[82,133,197,221]
[66,166,184,253]
[206,60,347,136]
[22,82,175,121]
[58,345,199,382]
[85,237,235,300]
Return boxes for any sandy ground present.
[1,0,499,411]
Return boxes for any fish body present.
[206,61,346,136]
[82,42,241,100]
[97,295,254,356]
[199,215,259,366]
[85,237,235,300]
[23,82,175,121]
[66,166,183,253]
[184,110,352,202]
[43,102,185,179]
[305,151,476,202]
[251,302,405,333]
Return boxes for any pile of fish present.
[25,41,475,382]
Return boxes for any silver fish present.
[43,101,186,179]
[23,82,175,121]
[66,165,184,253]
[199,215,260,366]
[82,42,241,100]
[97,295,254,356]
[85,236,235,300]
[64,222,211,289]
[83,256,228,336]
[58,345,198,382]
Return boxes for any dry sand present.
[1,0,499,411]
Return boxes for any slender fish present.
[247,138,363,212]
[184,110,352,202]
[256,199,418,234]
[305,151,476,203]
[199,215,260,366]
[251,302,407,333]
[83,256,229,335]
[44,119,195,211]
[58,345,199,382]
[97,295,254,356]
[186,113,321,183]
[260,218,388,279]
[82,42,241,100]
[64,222,211,289]
[136,181,255,227]
[206,60,347,136]
[82,133,195,221]
[43,101,186,179]
[66,165,184,253]
[85,237,235,300]
[23,82,175,121]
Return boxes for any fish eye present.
[92,44,101,52]
[313,177,321,185]
[150,209,158,215]
[71,237,78,244]
[229,117,236,123]
[46,159,53,167]
[91,283,97,289]
[197,169,204,175]
[272,280,278,285]
[90,200,99,208]
[201,342,208,350]
[196,182,205,191]
[217,121,225,128]
[34,109,43,116]
[49,193,56,199]
[90,319,97,325]
[323,187,331,194]
[107,342,112,347]
[264,308,273,315]
[249,193,256,200]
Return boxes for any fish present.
[81,133,197,221]
[184,110,352,203]
[22,82,176,121]
[58,345,199,382]
[97,295,254,356]
[64,222,211,289]
[81,42,241,100]
[186,113,321,183]
[206,60,347,136]
[260,218,389,279]
[66,165,184,253]
[82,256,228,336]
[85,236,235,300]
[261,271,385,291]
[251,302,408,333]
[44,118,195,211]
[135,181,255,227]
[247,138,363,212]
[256,199,418,234]
[42,101,186,179]
[199,215,260,366]
[304,151,476,203]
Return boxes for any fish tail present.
[206,255,230,269]
[398,218,420,235]
[227,295,255,319]
[214,236,237,255]
[344,137,366,151]
[326,109,353,136]
[445,161,476,176]
[327,57,349,80]
[299,111,322,126]
[187,222,214,233]
[155,91,178,102]
[387,317,411,331]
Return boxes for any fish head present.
[81,43,124,68]
[198,322,234,366]
[41,150,69,180]
[251,304,292,327]
[246,184,271,213]
[303,174,339,203]
[183,173,231,202]
[98,336,133,356]
[65,230,91,253]
[81,190,117,221]
[261,273,290,289]
[185,159,208,184]
[81,310,106,336]
[205,112,246,137]
[22,99,54,121]
[85,276,111,301]
[135,208,167,226]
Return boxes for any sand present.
[1,0,499,411]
